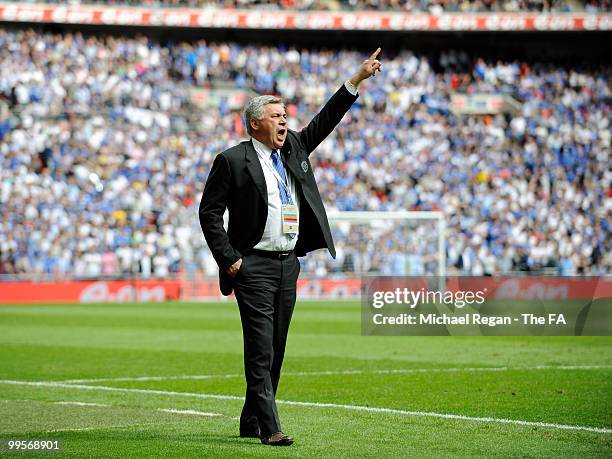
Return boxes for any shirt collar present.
[251,137,275,158]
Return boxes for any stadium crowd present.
[0,29,610,278]
[16,0,611,13]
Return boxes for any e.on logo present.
[80,281,166,303]
[495,279,569,300]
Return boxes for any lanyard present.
[261,153,293,200]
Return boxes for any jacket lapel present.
[245,140,268,205]
[281,139,304,183]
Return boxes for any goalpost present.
[326,210,447,278]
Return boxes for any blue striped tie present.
[271,150,293,205]
[271,150,296,238]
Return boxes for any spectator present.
[0,29,609,279]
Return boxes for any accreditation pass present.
[281,204,299,234]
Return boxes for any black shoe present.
[239,426,260,438]
[261,432,294,446]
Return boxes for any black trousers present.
[233,251,300,438]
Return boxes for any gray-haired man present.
[199,49,381,446]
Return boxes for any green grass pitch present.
[0,300,610,457]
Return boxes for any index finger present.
[369,47,381,60]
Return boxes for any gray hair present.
[243,95,284,136]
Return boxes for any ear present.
[250,118,259,132]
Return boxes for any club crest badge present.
[301,161,309,173]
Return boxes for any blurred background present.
[0,1,610,302]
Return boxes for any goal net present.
[299,210,446,278]
[181,210,446,300]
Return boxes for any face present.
[251,103,287,150]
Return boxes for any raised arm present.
[298,48,382,155]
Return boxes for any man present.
[199,48,381,446]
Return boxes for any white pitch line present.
[1,379,610,435]
[1,399,110,407]
[44,422,164,433]
[59,374,243,383]
[277,400,612,434]
[55,364,612,384]
[157,408,222,417]
[4,397,224,419]
[0,379,243,401]
[54,401,110,407]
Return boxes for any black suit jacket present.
[199,84,358,295]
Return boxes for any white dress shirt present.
[252,81,357,251]
[252,137,300,251]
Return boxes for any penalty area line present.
[0,379,610,435]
